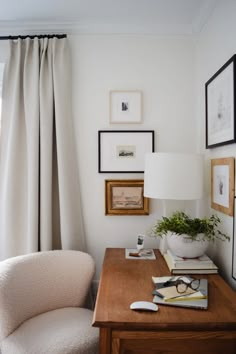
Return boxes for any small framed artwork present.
[105,179,149,215]
[98,130,154,173]
[211,157,235,216]
[206,55,236,149]
[232,197,236,280]
[109,90,142,124]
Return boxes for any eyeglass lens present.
[176,278,200,293]
[191,279,200,290]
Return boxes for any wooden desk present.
[93,248,236,354]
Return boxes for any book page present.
[157,286,196,300]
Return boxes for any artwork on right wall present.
[205,54,236,149]
[232,198,236,280]
[211,157,235,216]
[211,157,235,281]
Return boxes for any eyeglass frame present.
[174,277,200,294]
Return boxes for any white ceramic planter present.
[166,232,209,258]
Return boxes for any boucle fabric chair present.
[0,250,99,354]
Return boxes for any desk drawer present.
[111,330,236,354]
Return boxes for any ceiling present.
[0,0,218,35]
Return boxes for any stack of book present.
[152,276,208,309]
[164,249,218,274]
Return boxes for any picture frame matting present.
[109,90,142,124]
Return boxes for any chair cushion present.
[1,307,99,354]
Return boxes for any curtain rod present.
[0,34,67,40]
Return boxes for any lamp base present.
[159,236,168,255]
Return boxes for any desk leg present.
[99,328,112,354]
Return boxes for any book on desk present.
[152,275,208,309]
[163,249,218,274]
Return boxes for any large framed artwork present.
[105,179,149,215]
[98,130,154,173]
[109,90,142,124]
[211,157,235,216]
[205,55,236,149]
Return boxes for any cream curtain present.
[0,37,85,260]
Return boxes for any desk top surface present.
[93,248,236,331]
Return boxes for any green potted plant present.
[151,211,229,258]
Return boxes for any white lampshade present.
[144,152,203,200]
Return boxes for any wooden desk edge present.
[92,248,236,331]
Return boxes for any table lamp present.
[144,152,204,254]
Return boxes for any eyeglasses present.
[174,277,200,294]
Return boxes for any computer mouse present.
[130,301,158,312]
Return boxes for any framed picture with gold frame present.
[232,197,236,280]
[105,179,149,216]
[211,157,235,216]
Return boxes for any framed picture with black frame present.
[98,130,154,173]
[205,54,236,149]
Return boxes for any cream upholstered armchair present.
[0,250,99,354]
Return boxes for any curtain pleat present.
[40,38,54,250]
[0,37,85,260]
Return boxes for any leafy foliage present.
[152,211,230,242]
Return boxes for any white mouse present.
[130,301,158,312]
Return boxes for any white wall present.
[2,15,234,289]
[195,0,236,289]
[70,34,197,280]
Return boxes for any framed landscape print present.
[98,130,154,173]
[205,55,236,148]
[109,90,142,123]
[105,179,149,215]
[211,157,235,216]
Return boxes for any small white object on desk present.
[136,234,145,251]
[130,301,158,312]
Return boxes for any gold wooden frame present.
[105,179,149,215]
[211,157,235,216]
